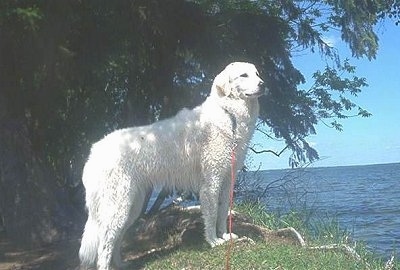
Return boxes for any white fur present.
[79,62,264,269]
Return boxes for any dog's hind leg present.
[96,181,145,270]
[111,221,132,268]
[112,190,145,268]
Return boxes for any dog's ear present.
[212,72,231,97]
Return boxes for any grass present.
[140,202,397,270]
[235,202,350,245]
[142,237,390,270]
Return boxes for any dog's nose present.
[259,80,268,96]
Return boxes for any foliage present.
[0,0,391,177]
[377,0,400,25]
[1,0,399,242]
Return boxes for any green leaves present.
[0,0,387,172]
[309,61,370,121]
[15,7,43,29]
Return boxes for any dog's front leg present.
[217,177,238,242]
[199,179,225,247]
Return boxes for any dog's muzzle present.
[252,81,268,97]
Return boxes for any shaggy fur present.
[79,62,265,269]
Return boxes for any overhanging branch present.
[249,144,289,157]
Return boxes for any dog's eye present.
[240,73,248,78]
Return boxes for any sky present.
[249,20,400,170]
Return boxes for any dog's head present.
[212,62,266,99]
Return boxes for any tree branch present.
[249,144,289,157]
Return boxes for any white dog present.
[79,62,265,269]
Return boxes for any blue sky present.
[250,20,400,170]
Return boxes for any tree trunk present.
[0,94,65,246]
[0,34,81,246]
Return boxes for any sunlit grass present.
[143,239,388,269]
[141,202,396,270]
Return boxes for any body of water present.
[256,162,400,258]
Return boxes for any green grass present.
[140,202,397,270]
[143,241,388,269]
[235,202,351,245]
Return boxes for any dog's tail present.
[79,216,99,268]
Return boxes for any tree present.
[0,0,397,245]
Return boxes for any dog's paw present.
[221,232,238,241]
[208,237,226,247]
[208,233,239,247]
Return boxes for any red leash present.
[225,145,237,270]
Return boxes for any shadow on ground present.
[0,207,299,270]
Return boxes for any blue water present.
[252,162,400,258]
